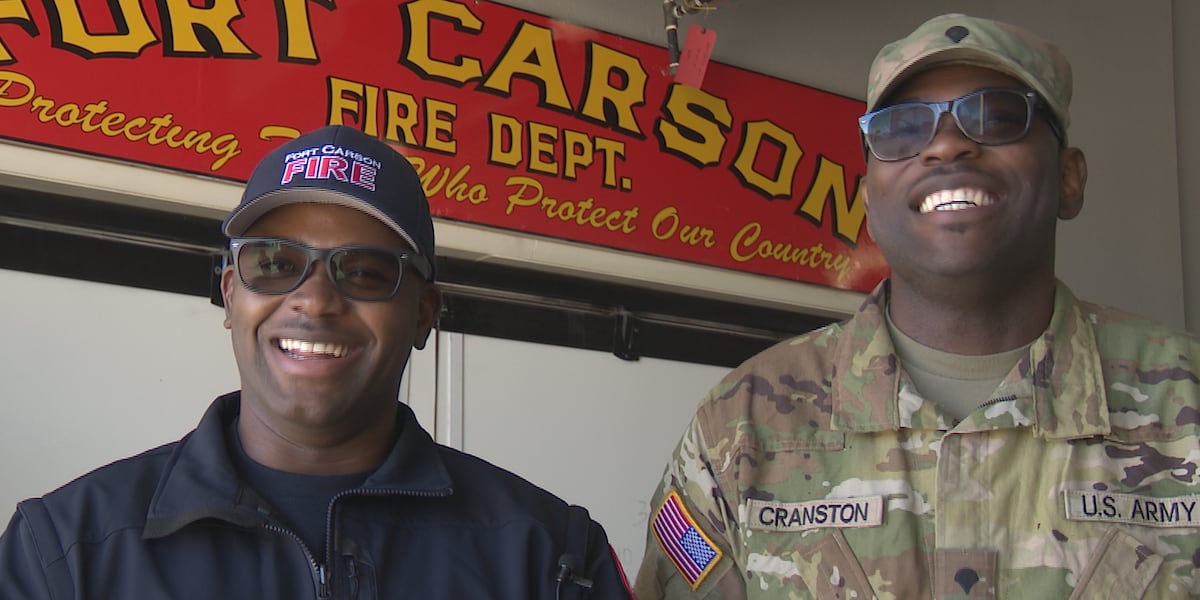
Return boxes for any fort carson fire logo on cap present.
[279,144,383,192]
[651,490,723,589]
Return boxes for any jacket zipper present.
[978,394,1018,410]
[262,521,332,598]
[318,563,331,598]
[257,487,451,599]
[318,487,453,599]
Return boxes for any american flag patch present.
[651,490,722,589]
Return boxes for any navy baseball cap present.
[222,125,436,280]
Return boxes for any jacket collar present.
[143,392,454,539]
[830,279,1110,439]
[1020,283,1111,439]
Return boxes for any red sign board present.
[0,0,887,292]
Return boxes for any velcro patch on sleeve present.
[1063,490,1200,527]
[651,490,723,589]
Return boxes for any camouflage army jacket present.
[634,280,1200,599]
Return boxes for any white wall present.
[0,269,238,515]
[451,334,724,575]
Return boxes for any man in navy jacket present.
[0,125,633,599]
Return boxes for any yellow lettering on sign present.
[797,156,866,245]
[404,0,647,139]
[490,113,523,167]
[276,0,328,63]
[488,113,629,189]
[384,89,421,146]
[504,175,638,233]
[328,76,380,136]
[0,68,33,105]
[480,21,571,112]
[578,43,645,137]
[731,120,803,199]
[527,120,559,177]
[328,75,458,154]
[47,0,157,57]
[6,0,324,62]
[408,156,489,206]
[562,129,594,181]
[656,82,730,167]
[730,221,852,281]
[160,0,254,57]
[0,69,241,171]
[423,98,457,154]
[651,207,716,248]
[0,0,34,64]
[401,0,484,83]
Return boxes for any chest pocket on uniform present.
[1061,487,1199,598]
[747,530,876,598]
[743,494,887,596]
[1069,529,1162,599]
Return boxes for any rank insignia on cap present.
[651,490,723,589]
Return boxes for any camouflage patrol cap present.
[867,13,1072,133]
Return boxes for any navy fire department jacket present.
[0,393,632,599]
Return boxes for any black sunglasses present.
[858,88,1062,161]
[229,237,431,302]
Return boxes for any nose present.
[919,111,980,163]
[287,260,348,315]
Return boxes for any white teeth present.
[918,188,996,214]
[278,338,348,358]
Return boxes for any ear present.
[220,267,237,329]
[1057,147,1087,220]
[412,282,443,350]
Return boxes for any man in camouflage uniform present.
[634,13,1200,599]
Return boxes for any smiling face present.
[864,64,1086,292]
[221,202,440,448]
